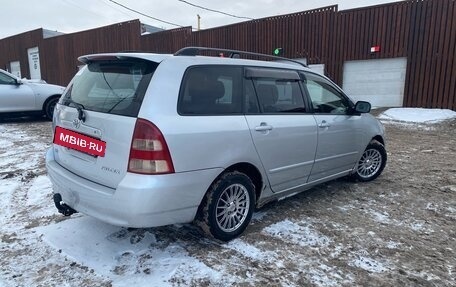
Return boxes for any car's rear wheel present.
[196,171,255,241]
[352,140,387,182]
[44,97,59,119]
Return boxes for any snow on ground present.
[349,253,389,273]
[36,217,227,287]
[0,180,20,226]
[263,219,330,248]
[26,176,56,219]
[224,238,274,261]
[378,108,456,123]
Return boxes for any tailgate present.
[53,106,135,189]
[51,57,158,189]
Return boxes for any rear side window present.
[252,79,306,113]
[61,59,157,117]
[178,66,243,115]
[244,67,306,114]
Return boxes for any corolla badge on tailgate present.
[101,166,121,174]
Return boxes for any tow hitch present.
[53,193,77,216]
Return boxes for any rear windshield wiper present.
[107,94,135,113]
[64,98,86,122]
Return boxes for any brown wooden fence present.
[404,0,456,109]
[40,21,142,86]
[1,0,455,109]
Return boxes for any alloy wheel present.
[357,148,382,179]
[215,183,250,233]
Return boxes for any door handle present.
[255,122,273,132]
[318,120,330,128]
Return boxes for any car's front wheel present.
[196,171,255,241]
[352,140,387,182]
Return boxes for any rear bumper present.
[45,148,223,227]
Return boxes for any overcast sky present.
[1,0,402,39]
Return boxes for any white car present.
[0,69,65,119]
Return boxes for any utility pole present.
[197,14,201,31]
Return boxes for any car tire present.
[196,171,255,241]
[352,140,387,182]
[44,97,59,119]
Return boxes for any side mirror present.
[354,101,371,113]
[14,78,23,85]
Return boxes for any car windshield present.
[61,59,158,117]
[0,70,17,84]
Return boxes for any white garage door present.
[342,58,407,107]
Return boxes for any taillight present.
[128,119,174,174]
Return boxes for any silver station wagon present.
[46,47,386,241]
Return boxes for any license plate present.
[53,126,106,157]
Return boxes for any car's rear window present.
[61,59,158,117]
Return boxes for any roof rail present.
[174,46,307,68]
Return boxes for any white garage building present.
[342,58,407,108]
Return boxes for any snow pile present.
[378,108,456,124]
[36,217,228,287]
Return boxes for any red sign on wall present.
[53,126,106,157]
[370,46,381,53]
